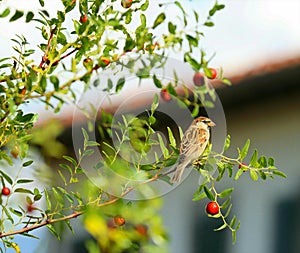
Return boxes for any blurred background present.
[0,0,300,252]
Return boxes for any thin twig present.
[0,169,175,239]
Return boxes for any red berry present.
[2,187,11,196]
[100,56,110,67]
[238,162,247,169]
[207,68,217,79]
[160,89,172,102]
[121,0,133,8]
[27,204,35,213]
[135,224,148,237]
[80,14,88,23]
[193,72,205,86]
[206,201,219,215]
[114,216,126,226]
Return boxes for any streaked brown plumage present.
[171,117,215,183]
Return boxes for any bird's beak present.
[207,121,216,127]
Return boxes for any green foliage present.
[0,0,286,252]
[192,136,286,243]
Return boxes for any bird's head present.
[194,117,216,128]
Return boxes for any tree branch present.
[0,169,175,239]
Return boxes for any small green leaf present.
[219,188,234,198]
[223,135,231,152]
[63,155,77,166]
[3,206,13,223]
[86,141,99,147]
[230,215,237,227]
[204,21,214,27]
[83,149,94,157]
[82,128,89,143]
[153,74,162,88]
[250,170,259,181]
[157,133,169,157]
[9,10,24,22]
[34,194,42,201]
[249,149,258,166]
[47,224,60,240]
[234,169,244,180]
[240,139,250,160]
[44,188,52,211]
[151,93,159,112]
[140,164,155,171]
[22,160,34,167]
[39,0,45,7]
[174,1,186,15]
[39,75,47,91]
[273,170,287,178]
[192,192,206,201]
[14,188,34,195]
[116,77,125,93]
[184,52,201,71]
[167,127,176,148]
[0,171,13,185]
[232,230,237,244]
[26,11,34,22]
[258,156,267,167]
[259,171,267,180]
[0,8,10,18]
[50,75,60,91]
[52,187,64,206]
[221,197,231,209]
[186,34,198,48]
[203,186,215,201]
[153,13,166,29]
[214,223,227,231]
[9,208,23,217]
[58,170,67,185]
[140,0,149,11]
[224,203,232,218]
[64,219,74,234]
[268,157,275,166]
[222,78,232,86]
[16,179,34,184]
[168,22,176,34]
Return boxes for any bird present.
[170,116,215,183]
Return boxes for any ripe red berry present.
[80,14,88,23]
[193,72,205,86]
[121,0,133,8]
[114,216,126,226]
[2,187,11,196]
[206,201,219,215]
[207,68,217,79]
[27,204,35,213]
[160,89,172,102]
[135,224,148,237]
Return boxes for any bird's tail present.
[170,160,189,183]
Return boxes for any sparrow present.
[170,116,215,183]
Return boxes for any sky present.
[1,0,300,74]
[0,0,299,251]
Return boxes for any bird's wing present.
[179,126,209,162]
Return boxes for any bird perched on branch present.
[171,116,215,183]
